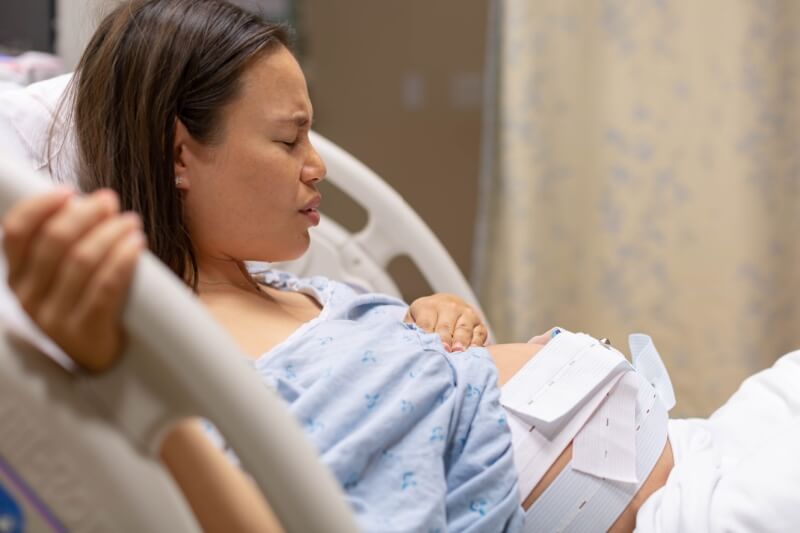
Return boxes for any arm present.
[2,189,285,531]
[160,419,284,533]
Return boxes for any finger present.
[39,212,142,324]
[16,191,120,311]
[409,306,438,333]
[451,319,476,351]
[452,308,480,347]
[471,324,489,347]
[67,230,145,372]
[2,188,74,284]
[527,327,561,345]
[434,309,459,351]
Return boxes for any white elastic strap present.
[502,331,633,498]
[630,333,676,410]
[572,371,639,483]
[503,332,631,436]
[507,374,624,500]
[522,373,669,532]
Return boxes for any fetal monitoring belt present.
[500,330,676,532]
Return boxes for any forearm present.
[160,418,284,533]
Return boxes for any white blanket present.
[636,350,800,532]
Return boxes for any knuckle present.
[462,308,478,320]
[41,220,73,248]
[62,317,86,342]
[2,217,26,243]
[67,245,97,271]
[37,306,62,333]
[95,272,123,297]
[446,301,461,311]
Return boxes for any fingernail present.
[453,342,465,352]
[443,343,452,352]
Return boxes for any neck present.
[193,254,261,296]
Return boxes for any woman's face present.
[175,44,326,266]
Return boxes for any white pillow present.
[0,73,77,185]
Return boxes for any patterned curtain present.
[474,0,800,416]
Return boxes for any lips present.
[300,195,321,212]
[299,195,322,226]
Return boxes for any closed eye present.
[280,140,297,148]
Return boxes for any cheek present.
[184,147,308,259]
[196,188,308,261]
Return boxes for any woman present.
[2,1,675,531]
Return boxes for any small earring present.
[175,176,187,187]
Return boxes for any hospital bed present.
[0,77,486,532]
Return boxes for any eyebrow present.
[277,113,313,127]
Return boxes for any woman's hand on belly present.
[404,292,490,351]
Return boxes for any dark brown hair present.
[63,0,290,288]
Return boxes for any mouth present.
[300,208,321,226]
[299,195,322,226]
[300,195,322,212]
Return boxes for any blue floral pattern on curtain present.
[475,0,800,416]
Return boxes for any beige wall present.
[302,1,488,300]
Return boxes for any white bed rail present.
[0,153,359,532]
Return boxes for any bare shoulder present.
[486,343,545,386]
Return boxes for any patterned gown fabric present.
[249,270,523,532]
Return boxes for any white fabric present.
[0,74,77,183]
[636,349,800,532]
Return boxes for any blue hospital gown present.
[242,270,523,532]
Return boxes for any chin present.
[264,238,311,263]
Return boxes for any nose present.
[301,142,327,185]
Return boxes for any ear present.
[173,119,192,190]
